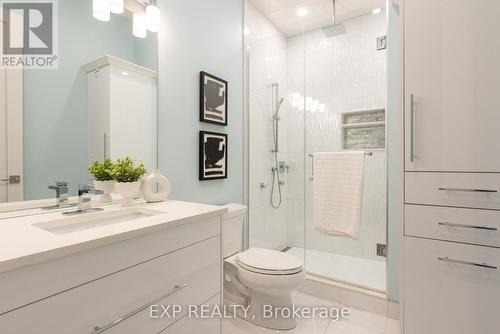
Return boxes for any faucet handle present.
[49,181,68,190]
[78,184,103,195]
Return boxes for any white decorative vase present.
[115,181,141,207]
[141,169,171,203]
[93,180,115,203]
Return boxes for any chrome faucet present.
[43,181,76,210]
[63,184,104,215]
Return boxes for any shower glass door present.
[300,13,388,293]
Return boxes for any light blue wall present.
[386,2,402,303]
[157,0,244,205]
[134,36,158,71]
[23,0,156,199]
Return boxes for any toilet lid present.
[236,248,303,275]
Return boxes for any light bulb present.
[93,0,110,22]
[133,14,147,38]
[146,3,160,32]
[297,8,309,17]
[108,0,124,14]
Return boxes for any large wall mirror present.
[0,0,158,208]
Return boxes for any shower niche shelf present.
[341,109,386,150]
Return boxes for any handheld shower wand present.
[271,87,285,209]
[272,97,285,153]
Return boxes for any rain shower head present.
[323,0,347,37]
[322,23,347,37]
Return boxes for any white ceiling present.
[250,0,386,37]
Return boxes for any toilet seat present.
[236,248,303,275]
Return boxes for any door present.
[0,68,23,203]
[404,237,500,334]
[404,0,500,172]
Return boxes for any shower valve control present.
[279,161,290,174]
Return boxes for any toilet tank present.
[221,203,247,258]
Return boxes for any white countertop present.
[0,200,227,274]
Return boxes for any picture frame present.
[200,71,228,126]
[199,131,228,180]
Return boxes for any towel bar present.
[308,151,372,181]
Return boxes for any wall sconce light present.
[146,0,160,32]
[133,13,147,38]
[93,0,110,22]
[93,0,160,37]
[108,0,124,14]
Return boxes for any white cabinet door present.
[404,0,500,172]
[404,237,500,334]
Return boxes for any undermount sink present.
[33,207,164,234]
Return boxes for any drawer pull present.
[438,187,498,193]
[438,222,498,231]
[438,257,497,270]
[92,283,188,334]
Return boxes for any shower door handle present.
[309,154,314,181]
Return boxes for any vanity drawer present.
[0,215,220,315]
[405,205,500,247]
[159,294,221,334]
[405,172,500,210]
[0,236,221,334]
[404,237,500,334]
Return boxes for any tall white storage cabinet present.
[404,0,500,172]
[84,55,157,169]
[403,1,500,334]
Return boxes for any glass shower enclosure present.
[245,1,388,294]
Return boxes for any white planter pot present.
[93,180,115,203]
[141,169,171,203]
[115,181,141,207]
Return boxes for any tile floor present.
[223,293,399,334]
[286,247,386,292]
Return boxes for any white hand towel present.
[313,151,364,239]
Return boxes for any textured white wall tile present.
[286,13,387,262]
[246,1,288,250]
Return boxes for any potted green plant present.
[111,157,147,206]
[88,159,115,203]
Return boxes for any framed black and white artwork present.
[199,131,227,180]
[200,71,228,126]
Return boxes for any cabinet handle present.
[438,187,498,193]
[91,283,188,334]
[438,222,498,231]
[308,154,314,181]
[103,133,109,160]
[438,257,497,270]
[410,94,415,162]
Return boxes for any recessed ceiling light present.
[297,8,309,17]
[372,8,382,15]
[244,27,251,36]
[121,71,129,76]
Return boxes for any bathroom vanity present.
[0,201,226,334]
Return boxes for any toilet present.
[222,204,305,330]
